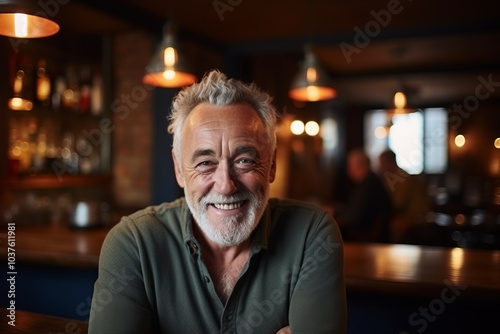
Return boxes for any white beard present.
[185,189,268,247]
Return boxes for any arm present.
[288,214,347,334]
[276,326,291,334]
[88,219,153,334]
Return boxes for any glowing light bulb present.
[455,134,466,147]
[494,137,500,149]
[14,13,28,38]
[305,121,320,136]
[163,70,175,80]
[394,91,406,109]
[306,67,317,83]
[290,120,305,135]
[164,47,176,67]
[305,86,320,101]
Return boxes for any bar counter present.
[1,224,499,300]
[0,308,88,334]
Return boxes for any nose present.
[213,163,238,195]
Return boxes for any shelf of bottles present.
[2,40,113,227]
[7,52,108,184]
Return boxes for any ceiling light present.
[0,0,59,38]
[394,91,406,109]
[289,46,336,102]
[143,22,196,88]
[387,89,416,114]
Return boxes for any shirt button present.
[204,276,210,283]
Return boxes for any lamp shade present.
[289,48,336,102]
[0,0,59,38]
[143,23,196,88]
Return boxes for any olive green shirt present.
[88,198,346,333]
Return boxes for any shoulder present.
[266,198,340,240]
[268,198,330,220]
[103,198,186,248]
[264,199,343,267]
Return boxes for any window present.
[364,108,448,174]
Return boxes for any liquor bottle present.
[63,65,79,112]
[52,76,66,112]
[36,59,51,108]
[79,65,91,114]
[90,68,104,115]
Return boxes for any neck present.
[192,222,253,303]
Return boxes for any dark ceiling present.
[51,0,500,108]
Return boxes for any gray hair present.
[168,70,279,157]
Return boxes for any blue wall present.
[1,263,97,321]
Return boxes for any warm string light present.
[455,134,466,147]
[290,120,320,136]
[494,138,500,149]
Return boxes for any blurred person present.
[335,148,393,243]
[88,70,346,333]
[378,149,431,243]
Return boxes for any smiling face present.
[173,103,276,247]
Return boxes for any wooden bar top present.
[1,225,500,299]
[0,308,88,334]
[343,242,500,300]
[0,224,108,268]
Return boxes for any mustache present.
[200,191,253,205]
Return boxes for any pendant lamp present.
[288,46,336,102]
[143,22,196,88]
[0,0,59,38]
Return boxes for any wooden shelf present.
[2,174,112,190]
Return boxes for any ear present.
[172,149,185,188]
[268,149,277,183]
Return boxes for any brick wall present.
[112,31,153,207]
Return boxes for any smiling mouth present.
[212,201,245,210]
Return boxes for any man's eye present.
[234,158,256,172]
[236,158,255,165]
[196,161,216,172]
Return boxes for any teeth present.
[213,202,243,210]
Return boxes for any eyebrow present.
[190,146,260,164]
[190,149,215,164]
[235,146,259,159]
